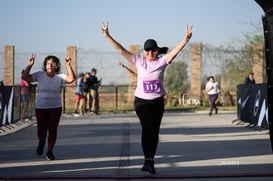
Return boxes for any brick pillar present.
[190,43,202,99]
[127,45,138,104]
[4,45,15,86]
[64,46,77,111]
[252,44,264,83]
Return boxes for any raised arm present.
[21,54,35,82]
[64,54,76,83]
[118,61,137,77]
[101,21,133,62]
[167,24,192,64]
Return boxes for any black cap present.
[144,39,168,54]
[144,39,158,50]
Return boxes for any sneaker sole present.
[142,165,156,174]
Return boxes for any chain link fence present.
[0,44,252,125]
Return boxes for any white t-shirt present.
[31,71,67,108]
[206,81,219,95]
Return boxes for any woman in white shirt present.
[205,76,220,116]
[22,54,75,160]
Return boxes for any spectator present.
[84,72,93,113]
[20,69,29,120]
[245,72,256,84]
[90,68,101,114]
[75,73,86,115]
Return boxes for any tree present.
[220,47,253,91]
[220,21,264,91]
[164,61,189,101]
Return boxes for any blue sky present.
[0,0,265,53]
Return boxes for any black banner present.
[237,83,268,127]
[0,86,14,126]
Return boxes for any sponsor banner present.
[0,86,14,125]
[237,83,268,127]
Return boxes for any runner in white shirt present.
[205,76,220,116]
[22,54,75,160]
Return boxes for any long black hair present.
[158,47,169,55]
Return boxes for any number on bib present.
[143,80,161,93]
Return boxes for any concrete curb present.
[0,119,35,136]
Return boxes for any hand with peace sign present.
[28,53,36,67]
[65,53,72,65]
[184,24,193,41]
[101,21,109,38]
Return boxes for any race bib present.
[143,80,161,93]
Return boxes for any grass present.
[164,105,237,113]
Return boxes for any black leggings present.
[134,96,164,159]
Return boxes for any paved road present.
[0,111,273,180]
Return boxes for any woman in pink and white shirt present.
[101,21,192,174]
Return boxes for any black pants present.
[134,96,164,159]
[35,107,62,152]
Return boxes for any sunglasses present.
[46,62,56,67]
[145,48,157,52]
